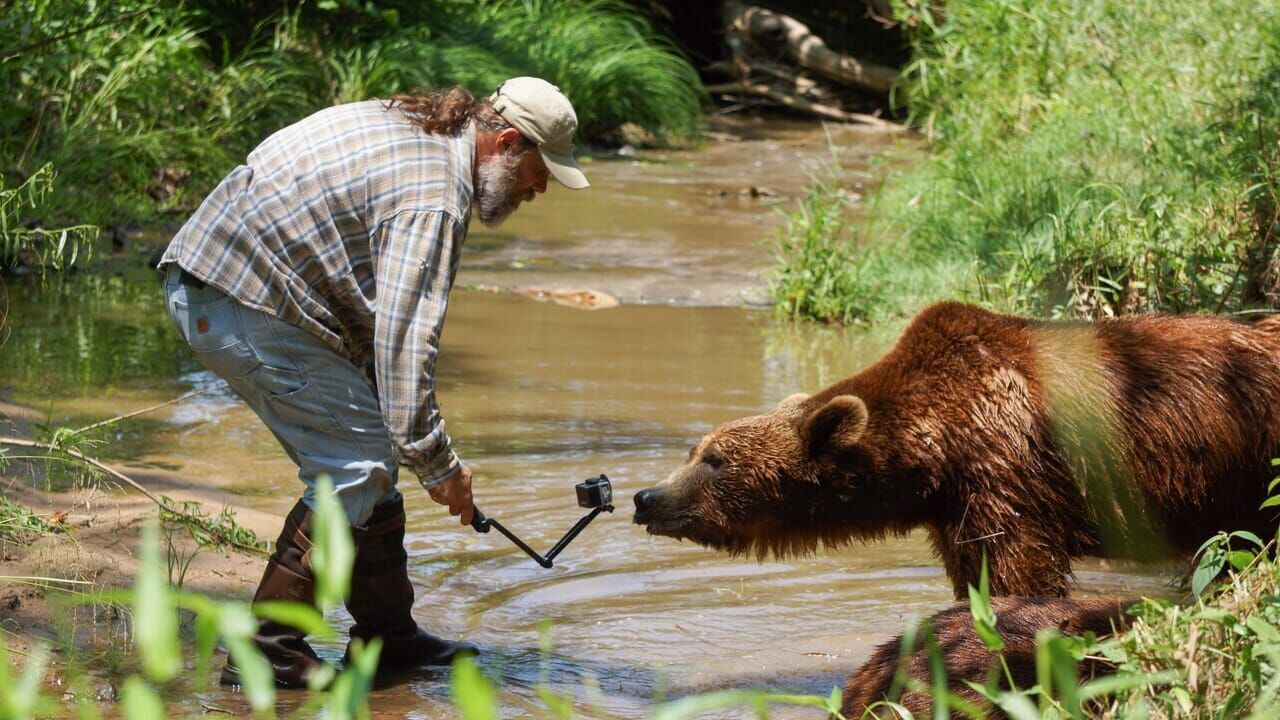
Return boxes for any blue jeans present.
[163,264,399,525]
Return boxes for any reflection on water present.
[0,120,1176,718]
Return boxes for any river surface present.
[0,119,1175,718]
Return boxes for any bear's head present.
[633,391,887,559]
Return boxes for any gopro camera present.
[576,475,612,509]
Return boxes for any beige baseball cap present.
[490,77,589,190]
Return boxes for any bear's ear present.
[802,395,868,457]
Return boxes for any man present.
[157,77,589,687]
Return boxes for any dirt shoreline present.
[0,397,285,665]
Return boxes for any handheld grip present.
[471,507,490,533]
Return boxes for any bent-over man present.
[157,77,589,686]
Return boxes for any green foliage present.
[1,0,704,237]
[1094,551,1280,718]
[451,654,500,720]
[0,474,374,718]
[355,1,705,141]
[158,495,269,557]
[0,165,97,272]
[1190,530,1264,598]
[770,177,882,324]
[1,1,317,230]
[133,519,182,683]
[967,554,1003,654]
[0,643,57,719]
[776,0,1280,321]
[0,495,59,550]
[28,420,105,492]
[650,688,844,719]
[310,475,355,611]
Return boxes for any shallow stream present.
[0,119,1174,718]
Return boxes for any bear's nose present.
[633,488,657,521]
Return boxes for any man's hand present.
[428,463,474,526]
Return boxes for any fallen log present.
[705,81,907,131]
[722,1,900,94]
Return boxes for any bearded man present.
[157,77,589,687]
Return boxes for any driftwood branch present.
[1,436,268,556]
[705,81,906,132]
[1,436,164,506]
[722,1,899,95]
[73,383,226,435]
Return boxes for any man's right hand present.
[428,463,474,526]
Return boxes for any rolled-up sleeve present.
[370,210,467,488]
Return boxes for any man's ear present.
[802,395,868,457]
[496,126,523,151]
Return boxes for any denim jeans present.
[163,264,400,525]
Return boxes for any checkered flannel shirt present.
[160,100,475,488]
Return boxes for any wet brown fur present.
[634,301,1280,597]
[842,597,1131,719]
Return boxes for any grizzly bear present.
[632,301,1280,597]
[841,597,1131,719]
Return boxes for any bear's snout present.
[633,484,699,540]
[632,487,658,523]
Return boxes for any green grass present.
[0,0,705,237]
[1092,546,1280,718]
[773,0,1280,321]
[770,177,882,324]
[0,495,59,551]
[359,0,706,141]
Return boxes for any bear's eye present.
[702,452,725,470]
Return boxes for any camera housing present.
[575,475,612,509]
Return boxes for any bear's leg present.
[937,521,1073,598]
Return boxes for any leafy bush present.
[0,476,378,718]
[773,0,1280,321]
[365,1,706,141]
[0,0,705,233]
[770,178,883,324]
[1094,548,1280,717]
[0,165,97,271]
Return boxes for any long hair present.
[386,85,519,138]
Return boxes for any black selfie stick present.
[469,475,615,569]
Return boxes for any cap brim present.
[541,149,590,189]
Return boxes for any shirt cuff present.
[415,449,461,490]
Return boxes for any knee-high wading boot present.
[221,500,330,688]
[344,497,478,669]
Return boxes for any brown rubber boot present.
[343,497,478,669]
[221,500,330,688]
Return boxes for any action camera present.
[575,475,612,509]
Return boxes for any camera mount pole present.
[470,505,614,569]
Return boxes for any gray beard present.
[475,150,527,228]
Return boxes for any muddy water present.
[463,118,898,307]
[0,120,1175,718]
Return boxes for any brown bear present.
[841,597,1131,719]
[632,301,1280,598]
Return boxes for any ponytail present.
[386,86,514,136]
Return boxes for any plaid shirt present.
[160,100,475,488]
